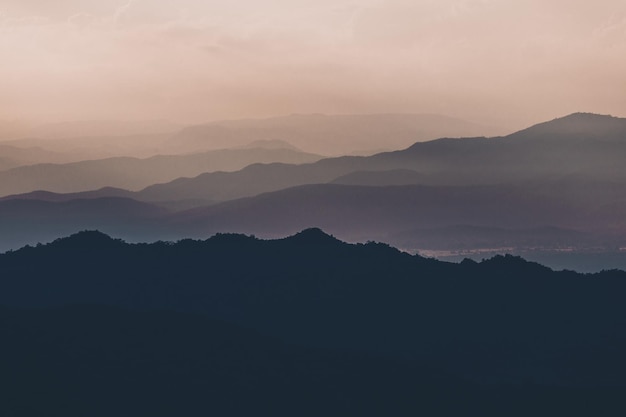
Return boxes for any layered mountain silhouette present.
[1,229,625,417]
[128,113,626,203]
[1,113,625,270]
[162,180,626,237]
[6,179,625,260]
[507,112,626,142]
[0,144,76,171]
[1,113,496,164]
[5,112,618,200]
[330,169,426,186]
[0,147,321,196]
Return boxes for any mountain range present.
[0,147,322,196]
[1,112,625,271]
[131,113,626,204]
[1,113,499,162]
[3,108,626,417]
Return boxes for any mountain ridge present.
[508,113,626,141]
[0,147,322,196]
[127,112,626,204]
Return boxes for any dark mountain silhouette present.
[166,113,502,155]
[1,229,626,414]
[0,147,322,196]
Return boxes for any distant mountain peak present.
[549,112,623,127]
[509,112,626,141]
[561,112,616,120]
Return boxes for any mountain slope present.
[131,113,626,204]
[507,112,626,142]
[330,169,426,186]
[2,177,626,262]
[0,147,322,196]
[165,180,626,239]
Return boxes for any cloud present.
[0,0,625,127]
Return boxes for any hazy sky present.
[1,0,625,129]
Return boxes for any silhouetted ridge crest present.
[51,230,124,250]
[403,136,488,152]
[480,254,553,274]
[286,228,341,245]
[509,112,626,141]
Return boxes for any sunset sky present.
[1,0,625,129]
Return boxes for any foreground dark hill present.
[0,147,321,197]
[2,230,626,394]
[0,305,474,417]
[127,113,626,204]
[4,305,618,417]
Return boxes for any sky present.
[1,0,625,129]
